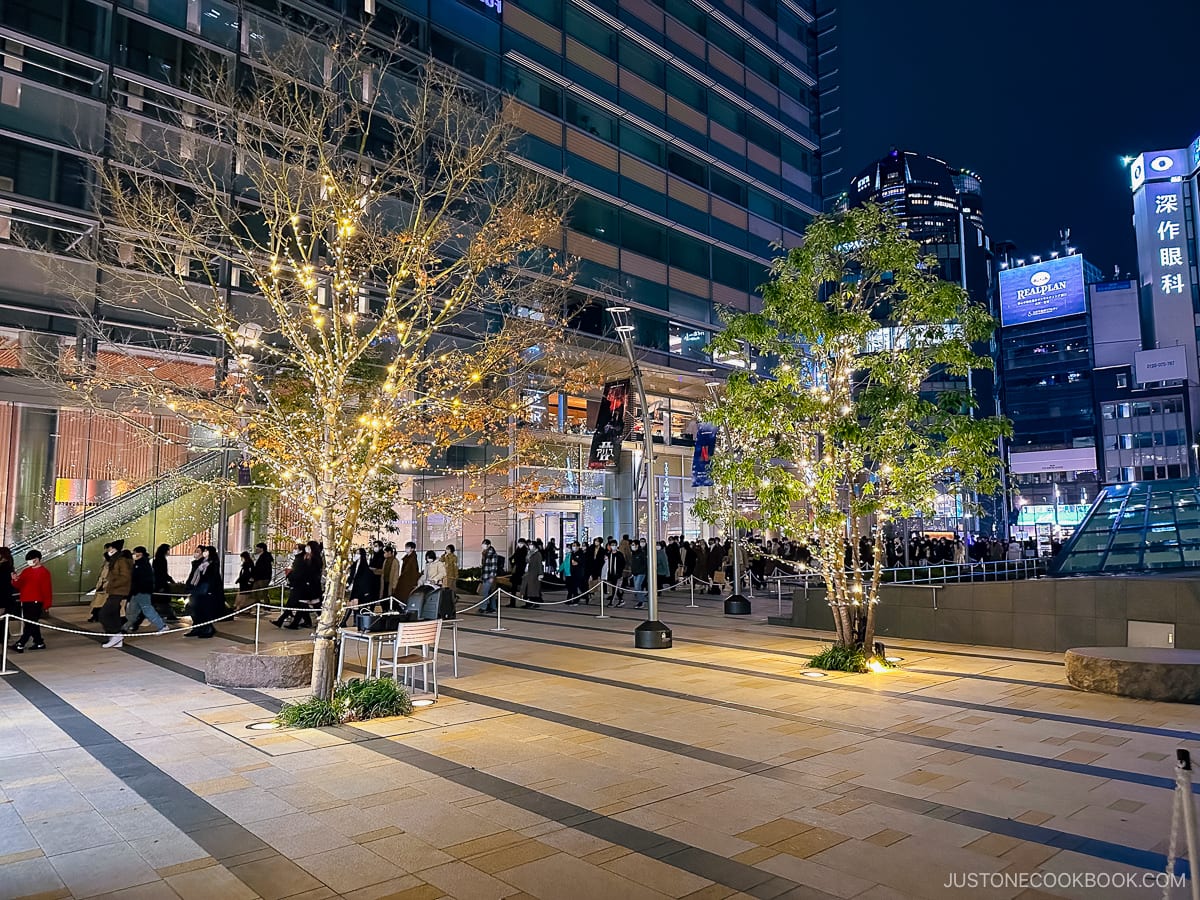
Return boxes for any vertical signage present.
[587,380,629,470]
[1136,179,1194,313]
[691,423,717,487]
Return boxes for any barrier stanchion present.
[688,575,697,608]
[254,603,262,654]
[491,590,506,633]
[596,579,608,619]
[1,615,14,676]
[777,578,784,617]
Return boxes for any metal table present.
[337,619,459,679]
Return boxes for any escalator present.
[10,452,253,599]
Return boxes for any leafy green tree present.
[698,205,1009,654]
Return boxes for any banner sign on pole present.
[588,380,630,470]
[692,423,717,487]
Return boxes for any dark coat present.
[510,545,528,582]
[132,557,158,595]
[522,549,544,598]
[152,554,172,593]
[288,554,323,604]
[252,550,274,581]
[396,551,419,602]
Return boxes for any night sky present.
[836,1,1200,276]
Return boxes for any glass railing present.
[10,451,226,564]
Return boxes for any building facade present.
[0,0,827,590]
[845,149,996,530]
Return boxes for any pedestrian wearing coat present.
[186,546,225,638]
[521,543,543,608]
[100,543,132,644]
[120,546,167,645]
[275,541,322,630]
[11,550,51,652]
[508,540,528,608]
[395,542,420,607]
[605,541,626,607]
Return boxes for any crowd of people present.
[3,527,1050,654]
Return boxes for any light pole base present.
[724,594,752,615]
[634,620,672,649]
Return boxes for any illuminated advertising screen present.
[998,255,1086,326]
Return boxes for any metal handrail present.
[10,450,227,562]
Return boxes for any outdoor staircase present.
[9,452,254,599]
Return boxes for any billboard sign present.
[1134,346,1188,384]
[1008,447,1097,475]
[998,255,1087,326]
[587,380,629,471]
[1130,149,1190,192]
[691,423,717,487]
[1139,179,1193,304]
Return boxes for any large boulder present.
[205,642,314,688]
[1065,647,1200,702]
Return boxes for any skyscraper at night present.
[0,0,830,591]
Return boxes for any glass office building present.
[0,0,828,589]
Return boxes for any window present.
[667,150,706,188]
[619,124,664,167]
[665,0,705,33]
[565,98,614,143]
[620,37,665,86]
[1115,374,1127,389]
[507,66,562,116]
[710,171,747,207]
[117,15,225,87]
[0,136,89,209]
[519,0,563,25]
[666,68,705,111]
[669,323,710,361]
[571,195,617,240]
[669,232,708,276]
[708,21,742,61]
[708,94,744,133]
[712,248,749,291]
[3,0,108,56]
[565,7,615,56]
[431,30,498,84]
[620,211,666,260]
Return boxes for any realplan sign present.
[473,0,503,13]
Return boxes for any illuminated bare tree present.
[46,33,577,697]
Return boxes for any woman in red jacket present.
[12,549,52,652]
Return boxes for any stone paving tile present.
[4,600,1199,899]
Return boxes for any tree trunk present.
[308,507,354,700]
[863,522,888,653]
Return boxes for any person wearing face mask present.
[441,545,459,598]
[395,542,419,608]
[117,546,168,646]
[521,540,543,609]
[567,541,587,603]
[185,546,224,638]
[367,540,386,604]
[251,541,273,595]
[605,540,626,607]
[479,540,499,615]
[87,542,113,623]
[10,549,51,652]
[100,541,132,647]
[508,539,528,608]
[629,539,648,609]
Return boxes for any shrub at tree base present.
[275,678,413,728]
[807,644,898,674]
[808,644,869,673]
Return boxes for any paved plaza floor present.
[0,590,1196,899]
